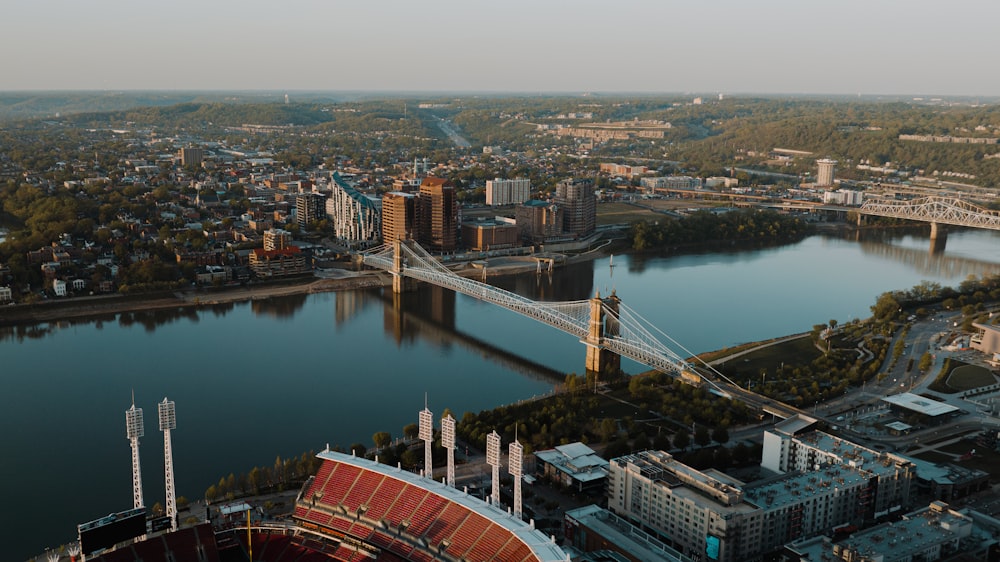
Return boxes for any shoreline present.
[0,225,852,329]
[0,250,607,328]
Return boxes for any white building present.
[0,286,12,303]
[53,279,67,297]
[263,228,292,251]
[821,189,864,206]
[485,178,531,206]
[326,172,382,248]
[817,159,837,187]
[640,176,701,192]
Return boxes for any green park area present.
[930,360,998,393]
[946,365,997,391]
[595,202,663,225]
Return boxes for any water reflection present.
[250,293,308,318]
[491,259,595,301]
[379,286,564,382]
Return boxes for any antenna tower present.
[158,397,178,531]
[125,395,145,510]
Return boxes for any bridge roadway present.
[860,195,1000,231]
[363,241,810,418]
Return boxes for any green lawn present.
[716,336,821,384]
[947,365,997,391]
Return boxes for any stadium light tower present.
[486,430,501,507]
[158,397,177,531]
[125,394,145,510]
[418,398,434,480]
[441,414,456,488]
[509,437,524,520]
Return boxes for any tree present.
[403,423,419,440]
[599,418,618,442]
[350,443,367,457]
[694,426,711,448]
[711,426,730,445]
[918,352,933,373]
[672,429,690,450]
[373,431,392,449]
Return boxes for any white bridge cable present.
[363,243,592,338]
[363,241,736,396]
[611,302,740,394]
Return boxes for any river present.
[3,228,1000,558]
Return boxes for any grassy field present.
[716,336,822,384]
[595,202,664,225]
[947,365,997,391]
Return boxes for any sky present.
[3,0,999,96]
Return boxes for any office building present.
[485,177,532,206]
[418,177,458,252]
[460,218,519,251]
[326,172,381,248]
[554,178,596,237]
[382,191,417,243]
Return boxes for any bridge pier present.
[391,239,416,294]
[584,291,621,377]
[929,222,947,254]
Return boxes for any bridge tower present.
[584,291,622,376]
[390,239,416,294]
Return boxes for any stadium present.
[72,400,570,562]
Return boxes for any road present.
[434,116,472,148]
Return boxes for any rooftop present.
[882,392,960,417]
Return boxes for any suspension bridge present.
[363,239,738,397]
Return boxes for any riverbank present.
[0,244,613,328]
[0,273,387,327]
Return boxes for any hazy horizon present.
[3,0,999,97]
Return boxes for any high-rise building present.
[554,178,596,237]
[485,177,531,206]
[381,191,417,243]
[296,193,326,229]
[418,177,458,252]
[326,172,381,248]
[515,200,563,242]
[177,148,204,167]
[817,158,837,187]
[263,228,292,251]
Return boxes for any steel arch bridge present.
[859,196,1000,230]
[362,240,736,395]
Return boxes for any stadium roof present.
[881,393,959,417]
[316,450,569,562]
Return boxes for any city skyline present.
[3,0,999,96]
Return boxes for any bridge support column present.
[929,222,947,254]
[584,291,621,378]
[391,239,416,294]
